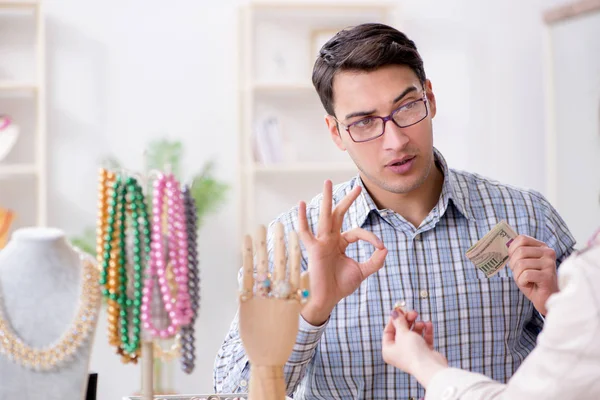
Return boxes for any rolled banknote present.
[466,221,518,277]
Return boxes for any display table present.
[124,395,293,400]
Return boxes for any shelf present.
[250,2,393,11]
[252,82,314,92]
[0,1,38,10]
[0,163,37,177]
[0,82,38,93]
[252,162,356,174]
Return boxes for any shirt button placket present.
[414,231,431,320]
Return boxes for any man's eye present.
[355,118,374,128]
[402,101,417,110]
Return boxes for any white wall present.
[37,0,568,398]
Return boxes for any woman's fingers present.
[382,318,396,345]
[424,322,435,349]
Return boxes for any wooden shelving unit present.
[237,1,392,238]
[0,0,47,227]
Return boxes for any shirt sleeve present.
[213,310,251,393]
[534,191,576,264]
[425,368,507,400]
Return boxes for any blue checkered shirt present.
[214,149,576,399]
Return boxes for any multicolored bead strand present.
[99,175,149,363]
[180,185,200,374]
[142,173,192,339]
[120,177,150,357]
[99,175,123,352]
[96,168,115,266]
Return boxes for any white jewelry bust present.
[0,227,101,400]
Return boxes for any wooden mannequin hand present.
[238,223,310,400]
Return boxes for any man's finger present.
[358,248,388,278]
[508,234,546,256]
[517,269,546,288]
[342,228,384,248]
[510,246,546,261]
[332,186,362,231]
[317,180,333,235]
[297,201,315,247]
[511,258,544,280]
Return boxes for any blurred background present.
[0,0,598,399]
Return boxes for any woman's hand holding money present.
[507,235,559,316]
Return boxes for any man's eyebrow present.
[343,86,419,120]
[392,86,418,104]
[344,108,377,120]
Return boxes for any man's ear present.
[326,115,346,151]
[425,80,436,119]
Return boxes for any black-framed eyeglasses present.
[335,93,429,143]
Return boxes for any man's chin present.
[382,173,428,195]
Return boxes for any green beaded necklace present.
[99,175,150,355]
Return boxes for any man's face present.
[327,64,437,195]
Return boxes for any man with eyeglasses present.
[215,23,575,399]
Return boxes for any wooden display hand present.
[238,223,310,400]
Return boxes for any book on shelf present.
[252,116,286,165]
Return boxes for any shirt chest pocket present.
[460,257,523,303]
[461,273,533,339]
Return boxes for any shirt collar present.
[434,148,473,221]
[350,148,473,228]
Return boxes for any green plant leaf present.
[145,139,183,179]
[74,138,230,258]
[70,227,97,257]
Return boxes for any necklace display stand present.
[0,227,101,400]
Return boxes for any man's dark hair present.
[312,23,426,117]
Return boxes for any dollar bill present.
[466,221,518,278]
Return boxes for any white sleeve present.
[425,368,506,400]
[427,245,600,400]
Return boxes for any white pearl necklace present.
[0,257,101,371]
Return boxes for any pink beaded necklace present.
[141,173,192,338]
